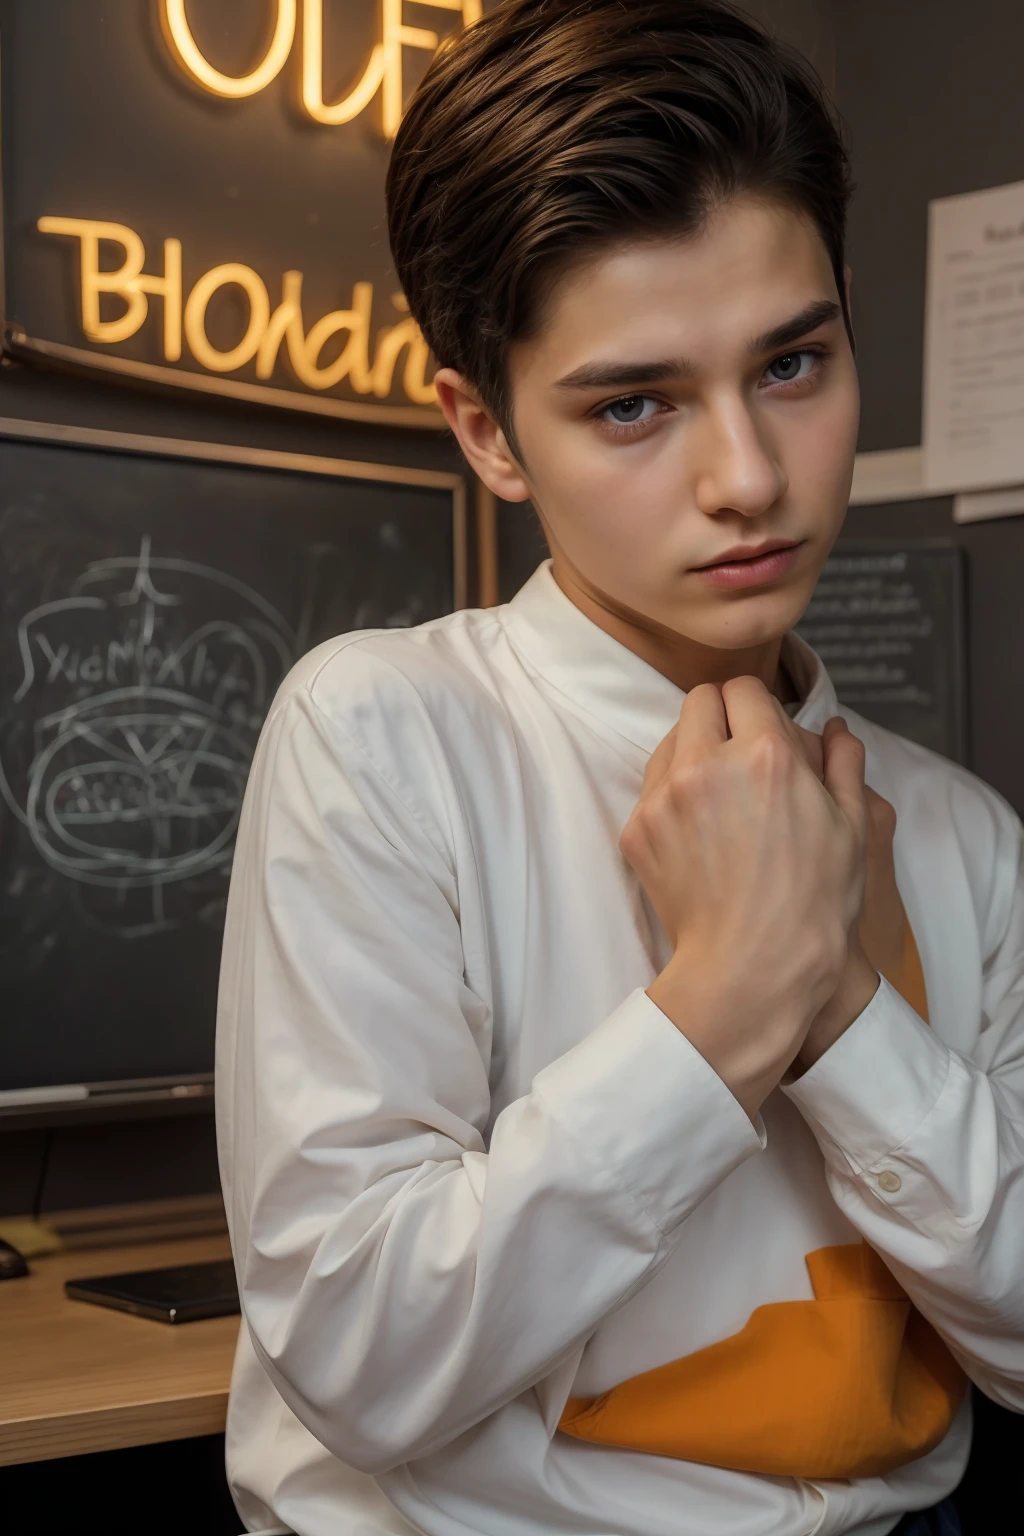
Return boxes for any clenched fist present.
[620,676,872,1118]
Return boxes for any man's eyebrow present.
[553,356,696,391]
[750,299,842,356]
[555,294,847,393]
[553,299,843,394]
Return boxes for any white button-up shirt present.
[216,561,1024,1536]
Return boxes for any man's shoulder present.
[270,605,514,761]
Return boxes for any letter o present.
[184,264,271,373]
[161,0,296,99]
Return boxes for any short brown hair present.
[387,0,853,458]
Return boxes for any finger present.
[822,715,867,832]
[865,784,897,844]
[797,725,824,782]
[672,683,728,768]
[757,693,823,780]
[719,674,792,745]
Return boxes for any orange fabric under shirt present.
[558,917,967,1480]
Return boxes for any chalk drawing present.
[0,537,295,936]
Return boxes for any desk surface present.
[0,1233,238,1465]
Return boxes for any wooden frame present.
[2,330,448,431]
[0,415,467,606]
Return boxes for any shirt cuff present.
[532,987,765,1239]
[782,972,953,1175]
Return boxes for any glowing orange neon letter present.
[302,0,482,136]
[161,0,296,98]
[184,264,271,371]
[37,217,182,359]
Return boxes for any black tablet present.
[65,1258,240,1324]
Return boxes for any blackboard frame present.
[0,415,468,602]
[0,6,446,429]
[0,417,467,1129]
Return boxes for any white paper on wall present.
[923,179,1024,493]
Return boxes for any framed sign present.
[797,539,967,763]
[0,0,482,425]
[0,419,465,1118]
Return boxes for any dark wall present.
[834,1,1024,821]
[745,0,835,88]
[836,0,1024,454]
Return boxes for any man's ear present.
[843,266,857,356]
[433,368,532,503]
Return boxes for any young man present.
[216,4,1024,1533]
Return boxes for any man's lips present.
[692,538,804,570]
[690,539,806,591]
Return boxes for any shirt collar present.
[502,560,841,755]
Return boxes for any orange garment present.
[558,917,967,1479]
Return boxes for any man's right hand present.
[619,676,868,1120]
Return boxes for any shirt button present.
[878,1170,902,1193]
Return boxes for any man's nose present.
[691,401,789,519]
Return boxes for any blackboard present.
[796,539,967,763]
[0,423,464,1097]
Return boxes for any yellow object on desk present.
[0,1217,62,1258]
[0,1233,238,1465]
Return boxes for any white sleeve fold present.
[217,688,762,1476]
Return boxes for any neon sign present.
[160,0,482,136]
[37,217,435,404]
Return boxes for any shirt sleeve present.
[216,680,763,1476]
[782,825,1024,1413]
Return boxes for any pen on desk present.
[0,1085,89,1107]
[0,1082,210,1108]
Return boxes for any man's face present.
[502,196,860,653]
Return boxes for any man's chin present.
[672,587,814,653]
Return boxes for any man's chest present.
[455,724,664,1114]
[452,708,985,1117]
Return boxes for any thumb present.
[822,715,867,833]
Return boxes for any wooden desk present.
[0,1233,238,1465]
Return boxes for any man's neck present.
[550,558,794,706]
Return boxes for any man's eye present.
[765,351,815,385]
[602,394,659,426]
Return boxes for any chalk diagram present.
[0,536,296,937]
